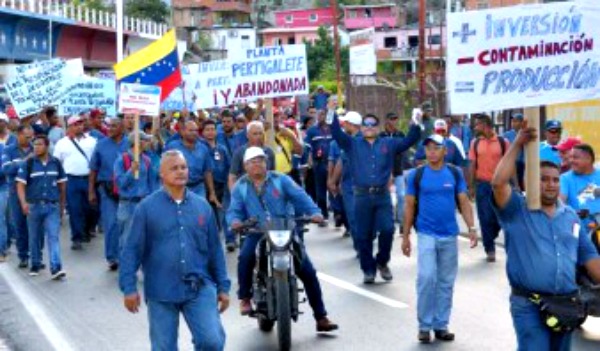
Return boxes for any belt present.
[120,197,142,203]
[353,186,387,195]
[67,174,88,178]
[511,286,577,299]
[187,179,204,187]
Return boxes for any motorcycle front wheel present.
[276,273,292,351]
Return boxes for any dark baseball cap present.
[545,120,562,130]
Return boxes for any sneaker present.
[363,273,376,284]
[18,260,28,269]
[39,263,46,270]
[240,299,253,316]
[418,330,432,344]
[225,242,237,253]
[377,265,393,281]
[71,242,83,251]
[434,329,455,341]
[108,261,119,271]
[486,252,496,263]
[29,267,40,276]
[51,270,66,281]
[334,214,343,228]
[316,317,339,332]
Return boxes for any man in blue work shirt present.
[0,130,8,262]
[228,147,339,332]
[414,119,465,167]
[89,118,129,271]
[503,112,525,190]
[2,125,34,268]
[305,109,332,225]
[402,134,478,343]
[329,108,422,283]
[492,122,600,350]
[228,121,276,190]
[16,135,67,279]
[202,120,236,252]
[119,150,230,351]
[540,120,562,166]
[216,110,241,156]
[114,132,154,259]
[559,143,600,217]
[310,85,330,110]
[165,120,220,206]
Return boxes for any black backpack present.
[412,164,462,230]
[473,136,506,171]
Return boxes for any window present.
[428,35,441,45]
[477,0,489,9]
[309,13,318,22]
[273,38,282,46]
[349,10,357,18]
[364,9,372,18]
[285,15,293,23]
[408,35,419,48]
[384,36,397,48]
[288,37,296,45]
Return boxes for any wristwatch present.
[468,227,477,232]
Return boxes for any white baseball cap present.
[243,146,266,163]
[340,111,362,126]
[0,112,8,122]
[67,115,83,126]
[433,119,448,130]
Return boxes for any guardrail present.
[0,0,168,37]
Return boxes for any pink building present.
[274,8,334,28]
[343,4,398,30]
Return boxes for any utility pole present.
[116,0,124,62]
[418,0,426,103]
[330,0,343,104]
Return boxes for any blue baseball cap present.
[422,134,445,146]
[511,112,524,120]
[545,120,562,130]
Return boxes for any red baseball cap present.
[554,137,582,152]
[6,106,18,119]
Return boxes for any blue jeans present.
[66,176,90,243]
[510,295,572,351]
[313,161,329,219]
[237,233,327,320]
[214,183,234,244]
[146,284,226,351]
[9,187,30,261]
[27,203,62,272]
[99,187,120,263]
[0,190,8,255]
[354,192,395,275]
[117,200,140,256]
[394,175,405,225]
[341,185,358,252]
[475,182,501,254]
[416,233,458,331]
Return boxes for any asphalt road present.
[1,220,599,351]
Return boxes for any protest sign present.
[447,1,600,114]
[59,76,117,117]
[5,58,84,118]
[96,70,116,81]
[192,45,308,107]
[118,83,161,116]
[349,28,377,75]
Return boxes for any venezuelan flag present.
[114,29,181,102]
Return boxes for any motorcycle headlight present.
[267,230,292,248]
[272,251,290,271]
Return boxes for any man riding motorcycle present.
[227,146,339,333]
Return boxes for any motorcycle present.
[234,216,311,351]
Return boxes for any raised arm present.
[329,110,352,151]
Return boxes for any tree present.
[72,0,111,12]
[305,26,349,81]
[125,0,170,24]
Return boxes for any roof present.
[342,4,396,9]
[259,26,323,34]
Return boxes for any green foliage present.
[309,81,341,94]
[73,0,110,12]
[305,26,349,83]
[196,32,213,51]
[125,0,170,24]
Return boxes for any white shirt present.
[448,134,466,159]
[53,133,97,176]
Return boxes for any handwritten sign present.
[118,83,161,116]
[349,28,377,75]
[447,1,600,114]
[5,59,83,118]
[191,45,309,108]
[59,76,117,117]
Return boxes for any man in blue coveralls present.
[88,118,129,271]
[119,150,230,351]
[539,119,562,166]
[304,109,332,225]
[491,121,600,350]
[329,106,422,284]
[16,135,67,279]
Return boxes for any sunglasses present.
[547,129,562,134]
[362,120,378,128]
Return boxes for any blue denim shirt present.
[119,189,231,302]
[164,140,213,184]
[0,143,7,191]
[89,136,130,182]
[305,124,332,163]
[330,114,421,188]
[206,143,230,184]
[217,130,244,156]
[227,172,321,228]
[15,157,67,202]
[114,151,153,199]
[1,144,32,187]
[493,191,599,294]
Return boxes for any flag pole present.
[134,112,140,179]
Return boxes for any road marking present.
[317,272,409,309]
[0,266,75,351]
